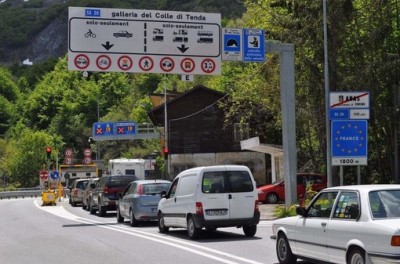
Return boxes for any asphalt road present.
[0,197,285,264]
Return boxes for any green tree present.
[0,126,60,187]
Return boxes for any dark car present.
[89,175,138,216]
[116,180,171,226]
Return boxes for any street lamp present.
[88,137,100,161]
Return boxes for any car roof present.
[178,165,250,175]
[323,184,400,192]
[133,179,171,184]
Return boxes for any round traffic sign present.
[50,171,59,180]
[118,56,133,71]
[64,148,73,157]
[139,56,154,71]
[96,55,112,70]
[39,170,49,180]
[74,54,90,70]
[83,157,92,164]
[201,58,216,73]
[64,157,73,165]
[160,57,174,72]
[180,58,195,73]
[83,148,92,157]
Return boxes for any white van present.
[157,165,260,239]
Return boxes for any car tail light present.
[73,190,78,195]
[103,186,109,194]
[254,200,260,213]
[137,184,143,195]
[391,236,400,246]
[195,202,203,215]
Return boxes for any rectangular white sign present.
[332,157,367,166]
[68,7,221,75]
[330,91,370,108]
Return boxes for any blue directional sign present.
[331,120,368,165]
[243,29,265,62]
[116,122,136,135]
[93,122,114,137]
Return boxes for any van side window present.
[227,171,253,192]
[168,179,179,198]
[203,172,225,193]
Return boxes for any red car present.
[257,173,327,204]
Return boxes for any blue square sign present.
[243,29,265,62]
[331,120,368,157]
[222,28,242,61]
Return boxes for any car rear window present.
[369,190,400,218]
[141,183,171,195]
[202,171,254,193]
[108,176,136,187]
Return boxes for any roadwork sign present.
[68,7,221,75]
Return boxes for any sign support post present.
[266,42,296,206]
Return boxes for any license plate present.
[206,210,227,216]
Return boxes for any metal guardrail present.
[0,188,70,200]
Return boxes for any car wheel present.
[276,233,297,264]
[129,209,138,227]
[89,203,96,214]
[243,225,257,237]
[266,193,279,204]
[348,248,365,264]
[158,212,169,233]
[72,200,76,207]
[187,216,201,240]
[116,207,124,223]
[82,202,87,210]
[98,205,106,217]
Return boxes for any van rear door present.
[202,171,230,221]
[226,171,257,219]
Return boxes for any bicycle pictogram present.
[85,29,96,38]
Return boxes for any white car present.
[271,184,400,264]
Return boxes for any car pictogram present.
[113,30,133,38]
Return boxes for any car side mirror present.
[160,190,167,198]
[90,183,96,189]
[296,206,307,217]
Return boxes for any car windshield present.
[369,190,400,219]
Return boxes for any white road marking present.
[34,199,264,264]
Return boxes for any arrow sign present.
[177,44,189,53]
[102,41,114,50]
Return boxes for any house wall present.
[169,152,266,186]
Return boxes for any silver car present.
[82,178,99,211]
[117,180,171,226]
[69,178,90,207]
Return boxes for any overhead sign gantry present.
[68,7,221,75]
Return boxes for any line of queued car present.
[67,165,262,240]
[68,175,171,225]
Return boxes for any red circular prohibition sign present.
[201,58,216,74]
[180,58,195,73]
[74,54,90,70]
